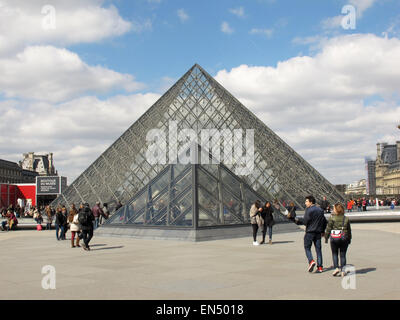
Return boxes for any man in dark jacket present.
[295,195,327,273]
[319,196,330,213]
[79,203,95,251]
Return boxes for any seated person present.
[1,210,18,231]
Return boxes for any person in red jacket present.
[347,200,353,212]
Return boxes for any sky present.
[0,0,399,186]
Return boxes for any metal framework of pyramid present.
[52,64,344,229]
[96,145,297,241]
[102,144,285,227]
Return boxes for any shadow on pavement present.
[90,246,124,251]
[356,267,377,274]
[270,241,295,245]
[89,244,107,247]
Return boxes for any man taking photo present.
[295,195,327,273]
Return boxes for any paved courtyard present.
[1,222,399,300]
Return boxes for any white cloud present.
[249,28,274,38]
[349,0,377,17]
[221,21,234,34]
[177,9,189,23]
[383,15,400,38]
[0,46,144,102]
[0,93,160,181]
[229,7,245,18]
[0,0,133,56]
[214,34,400,184]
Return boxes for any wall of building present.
[374,141,400,196]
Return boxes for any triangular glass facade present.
[103,153,285,229]
[52,64,345,213]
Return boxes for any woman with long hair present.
[68,204,80,248]
[260,201,275,244]
[325,203,352,277]
[249,200,262,246]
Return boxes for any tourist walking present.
[92,202,103,230]
[362,198,367,212]
[55,207,65,240]
[61,207,69,240]
[295,195,327,273]
[44,206,53,230]
[320,196,330,213]
[100,203,109,225]
[285,201,297,222]
[347,200,353,212]
[250,200,262,246]
[33,207,43,225]
[260,201,275,244]
[325,203,352,277]
[79,203,95,251]
[68,204,80,248]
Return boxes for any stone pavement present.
[0,222,399,300]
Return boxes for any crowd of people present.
[250,195,352,277]
[0,201,117,251]
[345,198,399,212]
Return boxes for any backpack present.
[330,216,347,242]
[78,211,89,225]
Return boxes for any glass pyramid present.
[103,144,286,229]
[52,64,345,214]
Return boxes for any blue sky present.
[0,0,399,185]
[68,0,400,90]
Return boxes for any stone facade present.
[375,142,400,196]
[20,152,57,176]
[0,159,38,184]
[345,179,367,196]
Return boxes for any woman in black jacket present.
[55,207,65,241]
[260,201,275,244]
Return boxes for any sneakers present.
[332,268,340,276]
[308,260,316,272]
[317,267,323,273]
[253,241,259,246]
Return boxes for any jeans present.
[81,228,94,247]
[46,223,52,230]
[55,224,65,240]
[304,232,323,267]
[262,224,273,241]
[330,239,349,270]
[93,217,100,229]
